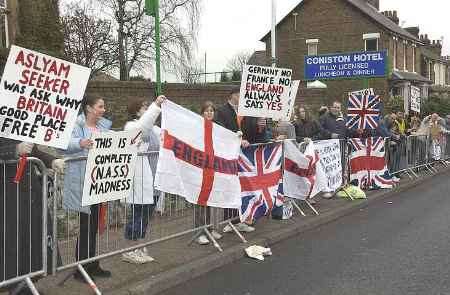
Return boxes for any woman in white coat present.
[121,95,164,264]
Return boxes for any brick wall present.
[86,81,239,128]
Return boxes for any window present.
[412,46,416,73]
[403,41,407,71]
[393,38,398,70]
[363,33,379,51]
[306,39,319,55]
[428,61,432,80]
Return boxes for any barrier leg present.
[289,199,306,216]
[304,200,319,215]
[25,277,40,295]
[227,221,247,243]
[203,228,223,252]
[77,264,101,295]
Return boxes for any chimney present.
[430,39,443,56]
[405,27,420,38]
[366,0,379,10]
[382,10,400,25]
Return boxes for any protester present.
[318,106,329,117]
[61,94,112,280]
[319,101,348,139]
[408,114,421,134]
[294,106,326,143]
[192,101,224,245]
[395,111,408,135]
[121,96,165,263]
[215,87,254,233]
[420,113,450,160]
[0,141,63,295]
[272,119,296,141]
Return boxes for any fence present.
[2,135,450,294]
[0,157,48,295]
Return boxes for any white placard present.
[82,130,140,206]
[0,45,91,149]
[238,65,293,120]
[284,80,300,121]
[314,139,342,192]
[349,88,375,96]
[410,86,421,113]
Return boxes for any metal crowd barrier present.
[51,151,244,293]
[0,157,48,295]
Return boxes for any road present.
[159,170,450,295]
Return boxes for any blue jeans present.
[124,194,159,240]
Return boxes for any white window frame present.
[392,36,398,70]
[306,39,319,55]
[363,33,380,51]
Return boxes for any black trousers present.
[75,204,99,269]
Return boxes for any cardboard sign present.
[314,139,342,192]
[82,130,140,206]
[410,86,421,113]
[238,65,293,120]
[0,45,91,149]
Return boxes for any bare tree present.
[100,0,201,80]
[226,51,252,72]
[179,62,203,84]
[61,2,118,77]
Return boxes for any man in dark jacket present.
[319,101,349,139]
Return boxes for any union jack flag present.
[239,143,283,223]
[349,137,398,190]
[346,94,381,130]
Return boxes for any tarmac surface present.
[159,169,450,295]
[1,165,447,295]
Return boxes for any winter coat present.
[319,112,349,139]
[241,117,270,144]
[215,102,239,132]
[61,114,112,214]
[294,119,326,142]
[123,103,161,204]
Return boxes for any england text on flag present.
[154,100,242,209]
[239,143,283,223]
[346,93,380,130]
[283,141,327,200]
[350,137,397,189]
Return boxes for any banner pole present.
[154,0,162,96]
[271,0,276,67]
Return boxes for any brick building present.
[251,0,450,112]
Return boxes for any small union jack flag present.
[346,94,381,130]
[239,143,283,223]
[349,137,398,190]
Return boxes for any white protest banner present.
[284,80,300,121]
[349,88,375,96]
[238,65,293,120]
[410,86,421,113]
[314,139,342,192]
[0,45,91,149]
[82,130,140,206]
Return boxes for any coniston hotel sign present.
[304,51,387,80]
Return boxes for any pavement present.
[157,167,450,295]
[2,164,449,295]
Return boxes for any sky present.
[177,0,450,82]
